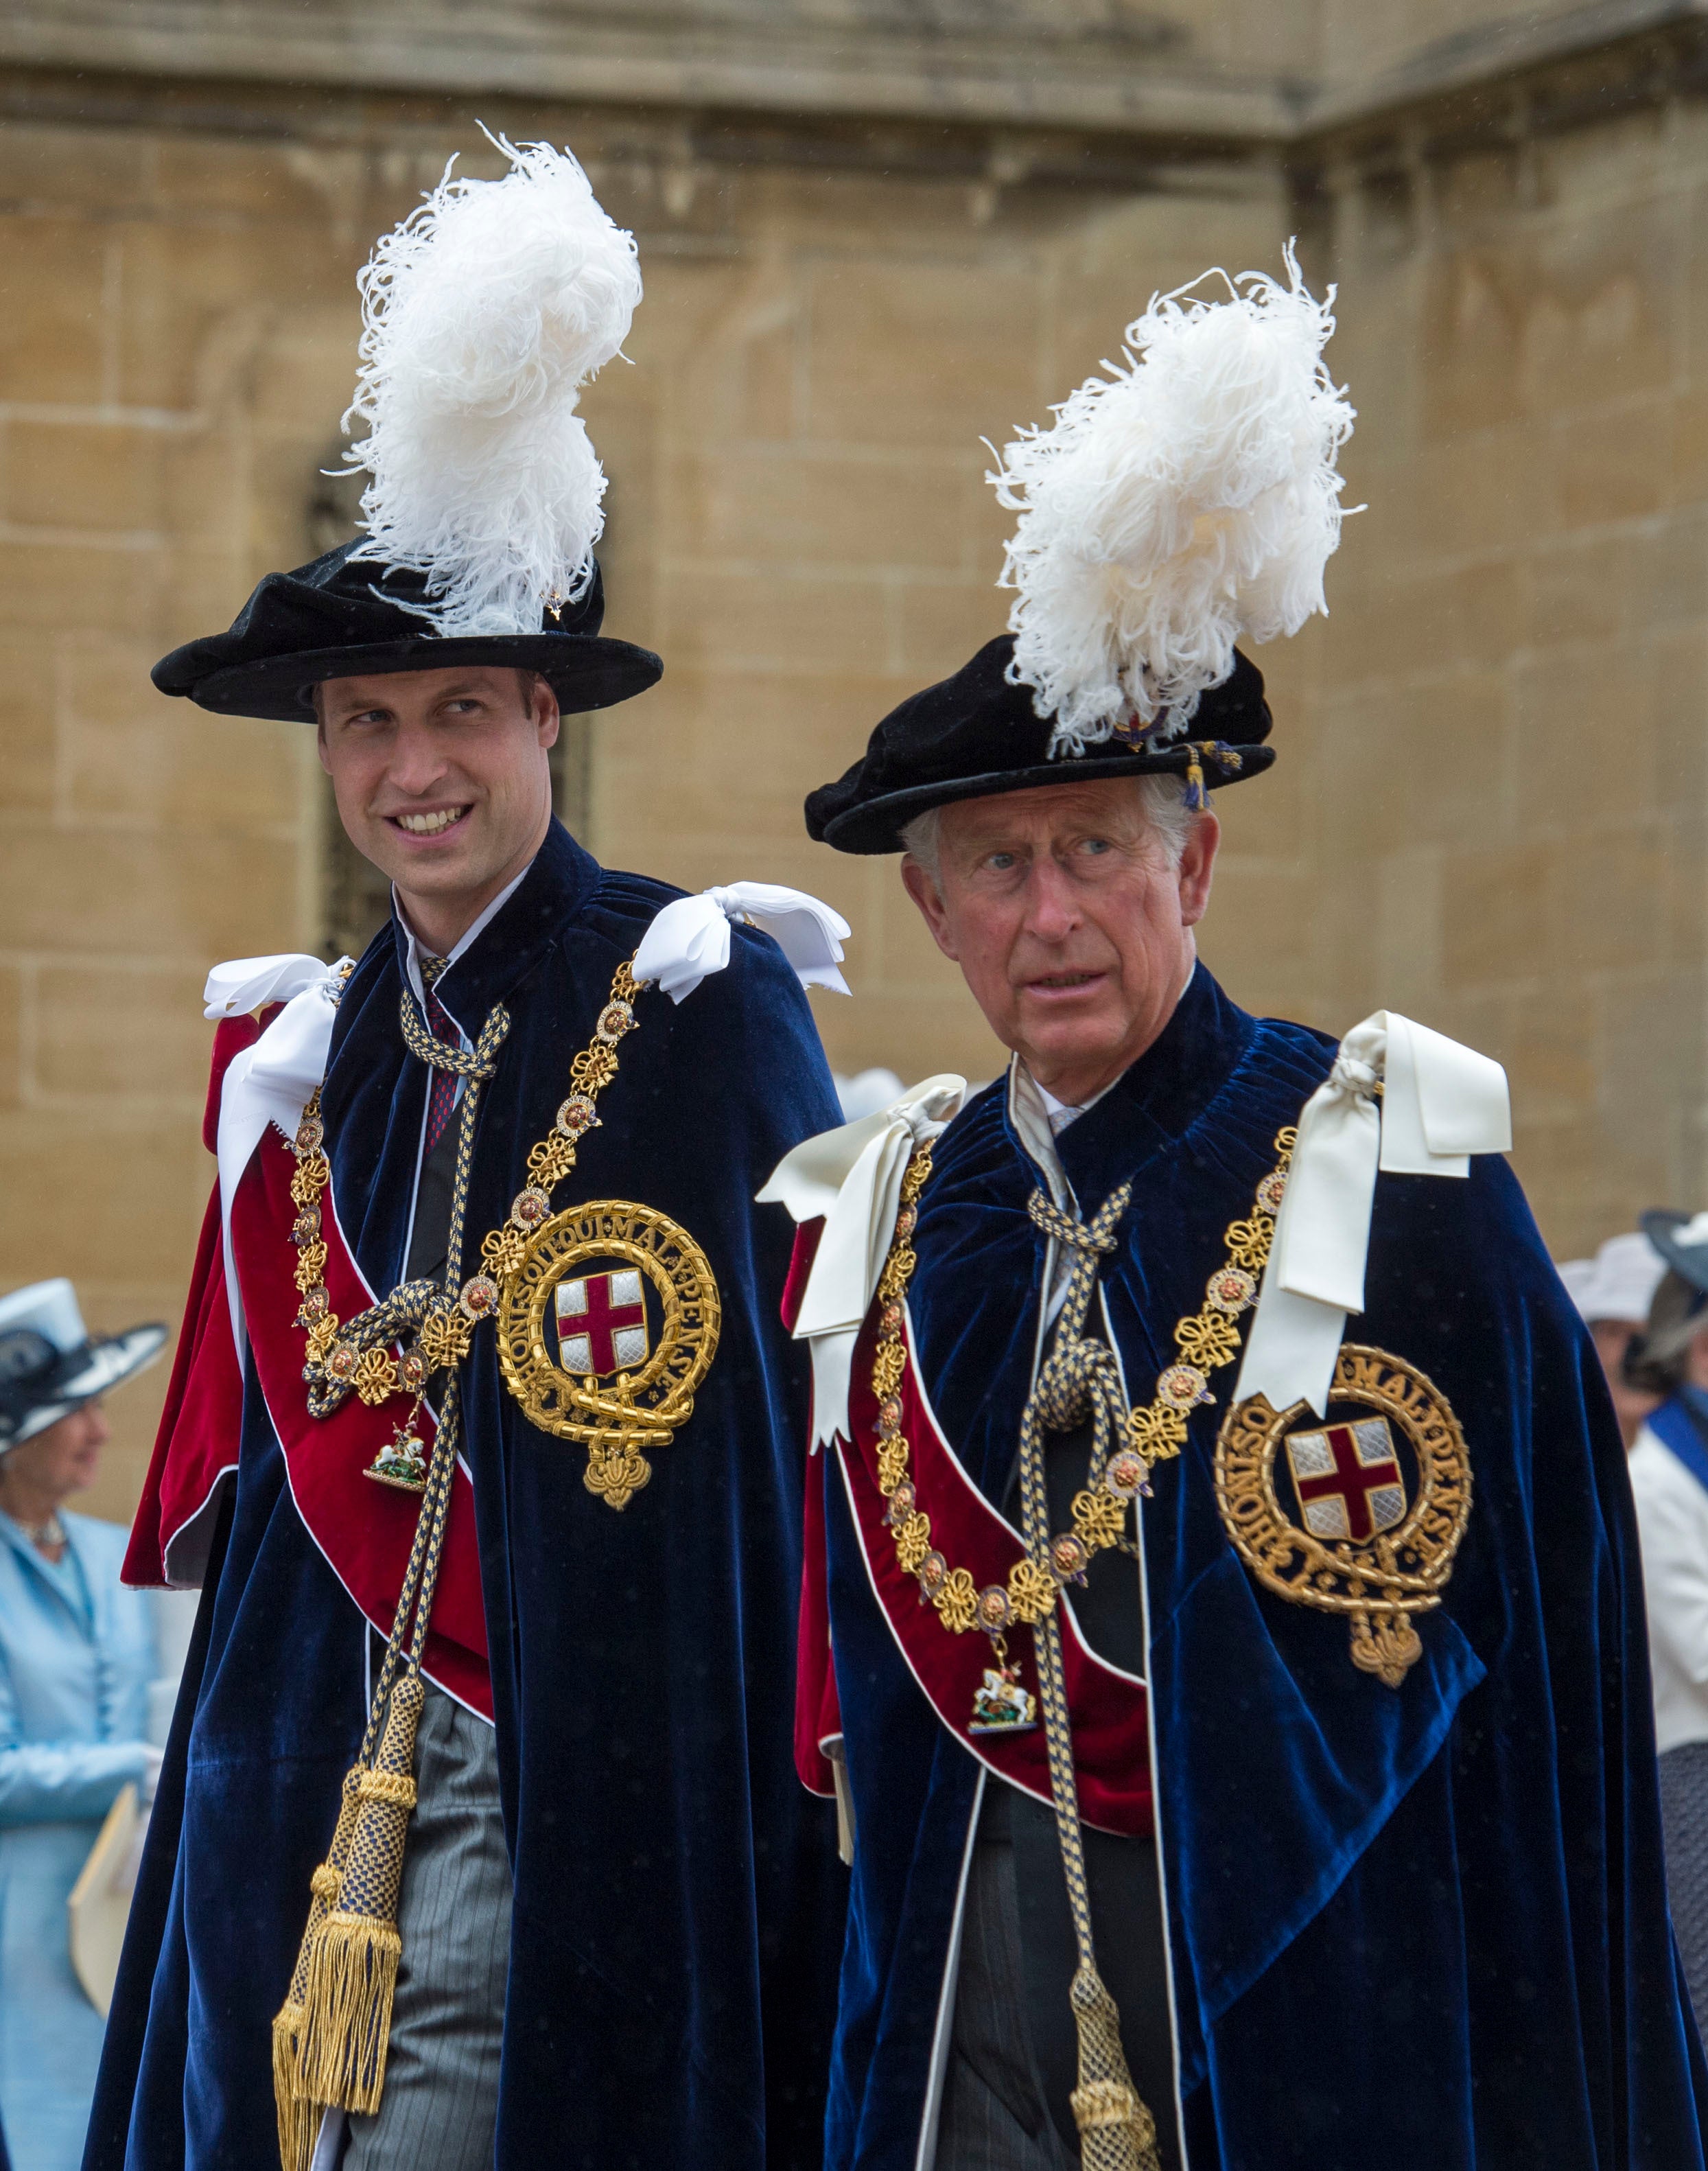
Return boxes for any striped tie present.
[421,956,460,1158]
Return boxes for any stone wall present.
[1294,95,1708,1256]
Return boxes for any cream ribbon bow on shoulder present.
[1235,1011,1511,1419]
[758,1076,969,1448]
[203,953,356,1358]
[632,883,851,1003]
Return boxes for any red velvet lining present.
[794,1420,840,1799]
[781,1218,824,1335]
[125,1014,264,1591]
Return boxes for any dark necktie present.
[420,956,460,1159]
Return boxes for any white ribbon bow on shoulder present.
[758,1075,969,1448]
[204,953,355,1358]
[633,883,852,1003]
[1235,1010,1511,1417]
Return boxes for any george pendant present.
[364,1408,429,1494]
[968,1659,1038,1735]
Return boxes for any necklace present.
[5,1506,67,1555]
[287,960,643,1485]
[868,1124,1297,1649]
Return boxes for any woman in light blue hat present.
[0,1279,166,2171]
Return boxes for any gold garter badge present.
[1214,1345,1472,1686]
[497,1199,721,1509]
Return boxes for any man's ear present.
[900,856,961,963]
[1175,811,1220,929]
[315,715,331,776]
[533,676,561,752]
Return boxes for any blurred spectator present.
[1556,1230,1668,1448]
[0,1281,167,2171]
[1624,1213,1708,2033]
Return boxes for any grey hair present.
[898,774,1197,885]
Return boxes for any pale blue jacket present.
[0,1511,156,2171]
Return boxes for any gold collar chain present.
[869,1124,1297,1642]
[286,960,643,1440]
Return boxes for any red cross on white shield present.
[1284,1415,1407,1542]
[555,1268,650,1378]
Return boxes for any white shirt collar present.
[395,860,533,1012]
[1007,1060,1073,1209]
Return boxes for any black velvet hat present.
[806,634,1274,855]
[152,542,662,723]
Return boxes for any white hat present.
[0,1279,167,1448]
[1554,1257,1598,1313]
[1556,1231,1668,1327]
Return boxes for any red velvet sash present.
[125,1016,258,1597]
[126,1020,493,1717]
[837,1306,1151,1835]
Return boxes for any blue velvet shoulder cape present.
[88,821,847,2171]
[823,964,1708,2170]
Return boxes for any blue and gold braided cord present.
[329,992,504,1741]
[279,999,507,2150]
[1023,1189,1132,1509]
[1016,1183,1160,2171]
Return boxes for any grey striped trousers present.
[341,1685,513,2171]
[937,1837,1077,2171]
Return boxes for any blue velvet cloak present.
[823,964,1708,2168]
[87,821,847,2171]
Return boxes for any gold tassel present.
[271,2000,310,2171]
[294,1673,423,2116]
[273,1774,361,2171]
[296,1909,404,2115]
[1067,1963,1160,2171]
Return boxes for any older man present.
[89,143,845,2171]
[768,265,1708,2171]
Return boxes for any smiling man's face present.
[900,778,1219,1106]
[316,664,560,955]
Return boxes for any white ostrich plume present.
[343,132,641,636]
[989,245,1355,755]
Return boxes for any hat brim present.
[179,635,663,723]
[818,741,1276,855]
[1641,1211,1708,1296]
[5,1324,169,1448]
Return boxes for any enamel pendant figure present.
[364,1405,430,1493]
[969,1657,1038,1734]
